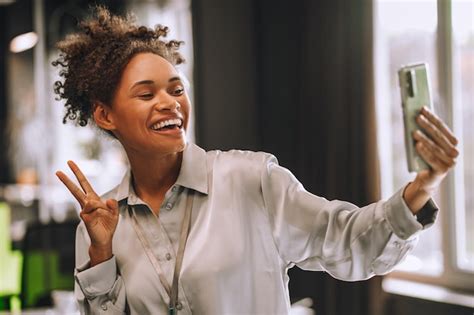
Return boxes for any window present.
[374,0,474,292]
[451,0,474,274]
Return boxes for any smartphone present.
[398,63,433,173]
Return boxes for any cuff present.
[384,187,423,240]
[75,256,117,299]
[415,198,439,229]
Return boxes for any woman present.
[54,6,458,315]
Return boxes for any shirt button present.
[172,186,178,192]
[101,303,107,311]
[165,203,173,210]
[175,302,183,310]
[165,253,172,260]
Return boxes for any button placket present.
[138,207,176,286]
[393,240,402,249]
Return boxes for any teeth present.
[151,119,182,130]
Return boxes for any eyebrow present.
[130,80,154,90]
[168,76,182,83]
[130,76,182,90]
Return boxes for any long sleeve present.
[74,222,127,314]
[260,154,434,281]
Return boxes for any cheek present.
[180,98,192,128]
[114,109,146,135]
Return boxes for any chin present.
[174,140,187,153]
[164,138,187,154]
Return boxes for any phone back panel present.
[398,63,433,172]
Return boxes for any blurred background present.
[0,0,472,314]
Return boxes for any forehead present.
[121,53,178,85]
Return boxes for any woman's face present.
[99,52,191,156]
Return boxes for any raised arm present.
[57,161,125,314]
[260,106,457,281]
[260,156,425,281]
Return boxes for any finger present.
[56,171,86,206]
[106,199,119,215]
[413,131,457,167]
[416,142,449,173]
[416,113,459,158]
[80,207,113,224]
[83,199,108,214]
[421,106,458,146]
[67,160,98,197]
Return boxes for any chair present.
[21,220,78,308]
[0,202,23,312]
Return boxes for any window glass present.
[375,0,442,275]
[452,0,474,271]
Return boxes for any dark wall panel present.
[0,5,11,183]
[192,0,260,151]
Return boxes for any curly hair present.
[52,5,185,127]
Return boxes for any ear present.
[93,101,116,131]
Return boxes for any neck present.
[126,149,183,202]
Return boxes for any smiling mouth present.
[150,118,183,132]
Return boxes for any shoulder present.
[207,148,278,173]
[203,148,280,191]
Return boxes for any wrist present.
[89,243,113,267]
[403,179,432,215]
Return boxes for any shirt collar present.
[113,142,209,202]
[175,142,209,195]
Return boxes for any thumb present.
[105,199,119,215]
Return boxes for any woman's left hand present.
[403,106,459,214]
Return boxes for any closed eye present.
[138,93,154,100]
[172,87,184,96]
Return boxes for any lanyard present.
[129,189,194,315]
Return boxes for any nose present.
[155,91,180,111]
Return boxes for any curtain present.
[192,0,383,314]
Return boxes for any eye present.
[138,93,154,100]
[171,87,184,96]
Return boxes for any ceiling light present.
[10,32,38,53]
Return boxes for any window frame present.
[374,0,474,293]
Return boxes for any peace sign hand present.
[56,160,119,266]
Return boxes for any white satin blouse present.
[74,142,436,315]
